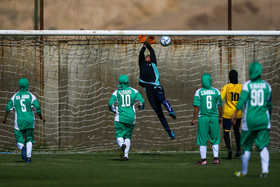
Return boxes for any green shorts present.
[196,116,220,146]
[114,121,135,140]
[14,128,34,144]
[241,129,270,151]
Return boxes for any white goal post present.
[0,30,279,152]
[2,30,280,36]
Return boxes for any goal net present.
[0,30,279,152]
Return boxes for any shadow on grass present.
[109,158,126,161]
[221,156,241,160]
[139,153,174,156]
[14,161,27,163]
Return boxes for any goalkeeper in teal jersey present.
[191,73,223,165]
[232,62,272,178]
[108,75,145,160]
[2,78,45,163]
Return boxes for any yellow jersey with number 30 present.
[221,83,243,119]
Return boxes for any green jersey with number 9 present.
[5,78,42,130]
[193,73,223,117]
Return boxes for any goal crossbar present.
[1,30,280,36]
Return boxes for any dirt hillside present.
[0,0,279,30]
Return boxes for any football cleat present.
[260,173,269,178]
[235,171,246,177]
[168,131,175,140]
[122,157,129,161]
[21,146,26,161]
[235,151,241,158]
[120,144,126,159]
[214,158,220,164]
[26,157,31,163]
[195,159,207,165]
[169,112,176,120]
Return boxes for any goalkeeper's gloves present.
[147,36,155,44]
[138,104,145,110]
[138,34,146,43]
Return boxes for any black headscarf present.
[229,69,238,84]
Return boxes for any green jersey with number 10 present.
[109,75,145,124]
[108,87,145,124]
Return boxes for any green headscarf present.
[117,75,129,89]
[201,73,212,89]
[249,61,262,81]
[19,78,29,92]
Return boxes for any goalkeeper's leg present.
[155,86,176,120]
[153,104,175,140]
[146,93,171,132]
[145,86,174,139]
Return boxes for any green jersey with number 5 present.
[5,78,42,130]
[193,73,223,117]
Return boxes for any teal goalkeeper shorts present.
[241,129,270,151]
[114,121,135,140]
[196,116,220,146]
[14,128,34,144]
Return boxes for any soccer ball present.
[160,35,171,46]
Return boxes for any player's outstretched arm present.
[145,42,157,65]
[139,42,147,66]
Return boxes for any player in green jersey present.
[108,75,145,160]
[232,62,272,178]
[2,78,45,163]
[191,73,223,165]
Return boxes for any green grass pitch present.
[0,151,279,187]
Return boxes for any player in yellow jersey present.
[221,70,243,159]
